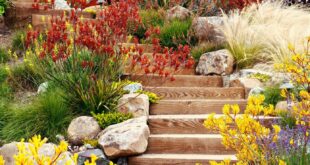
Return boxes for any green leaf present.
[0,6,4,15]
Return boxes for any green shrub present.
[0,0,8,16]
[0,66,12,99]
[0,88,74,143]
[8,63,42,91]
[248,73,271,83]
[92,111,133,129]
[0,49,10,63]
[263,85,283,106]
[277,110,296,129]
[137,90,161,103]
[191,42,225,61]
[159,18,192,48]
[128,9,165,39]
[12,30,26,52]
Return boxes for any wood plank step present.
[128,75,223,87]
[150,99,247,115]
[144,87,245,100]
[148,114,277,134]
[128,154,237,165]
[146,134,234,154]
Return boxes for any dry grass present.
[222,1,310,68]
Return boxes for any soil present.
[0,27,13,49]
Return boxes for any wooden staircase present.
[128,73,247,165]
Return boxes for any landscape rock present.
[123,83,143,94]
[118,94,149,118]
[196,49,234,76]
[68,116,101,145]
[248,87,265,96]
[230,78,264,97]
[0,142,73,165]
[191,16,224,43]
[98,116,150,158]
[54,0,71,10]
[276,101,295,110]
[78,149,110,165]
[166,5,191,21]
[37,82,48,94]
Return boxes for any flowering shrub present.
[205,40,310,164]
[26,0,194,114]
[204,95,280,164]
[12,135,115,165]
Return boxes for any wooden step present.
[144,87,245,100]
[146,134,234,154]
[148,114,277,134]
[128,75,223,87]
[128,154,237,165]
[150,99,247,115]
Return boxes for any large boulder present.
[191,16,224,43]
[230,78,264,98]
[196,49,234,76]
[166,5,191,21]
[98,116,150,158]
[0,142,73,165]
[118,94,149,118]
[68,116,101,145]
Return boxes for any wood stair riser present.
[149,117,277,134]
[146,135,234,154]
[128,75,223,87]
[128,155,236,165]
[144,87,245,100]
[150,100,247,115]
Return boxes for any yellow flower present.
[288,43,295,51]
[272,125,281,134]
[280,89,287,98]
[223,104,230,115]
[231,104,240,115]
[0,156,5,165]
[290,139,294,145]
[279,160,287,165]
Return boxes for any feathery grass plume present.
[222,1,310,68]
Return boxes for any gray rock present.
[117,157,128,165]
[123,83,142,94]
[196,49,234,76]
[68,116,101,145]
[98,116,150,158]
[230,78,264,98]
[37,82,48,94]
[54,0,71,10]
[78,149,110,165]
[191,16,224,44]
[166,5,191,21]
[248,87,265,96]
[118,94,149,118]
[0,142,73,165]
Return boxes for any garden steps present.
[128,75,223,87]
[144,87,245,100]
[128,154,237,165]
[148,114,277,134]
[150,99,247,115]
[146,134,234,154]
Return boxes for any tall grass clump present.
[222,1,310,68]
[159,18,192,48]
[0,88,74,143]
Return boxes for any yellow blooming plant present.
[204,95,281,165]
[13,135,116,165]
